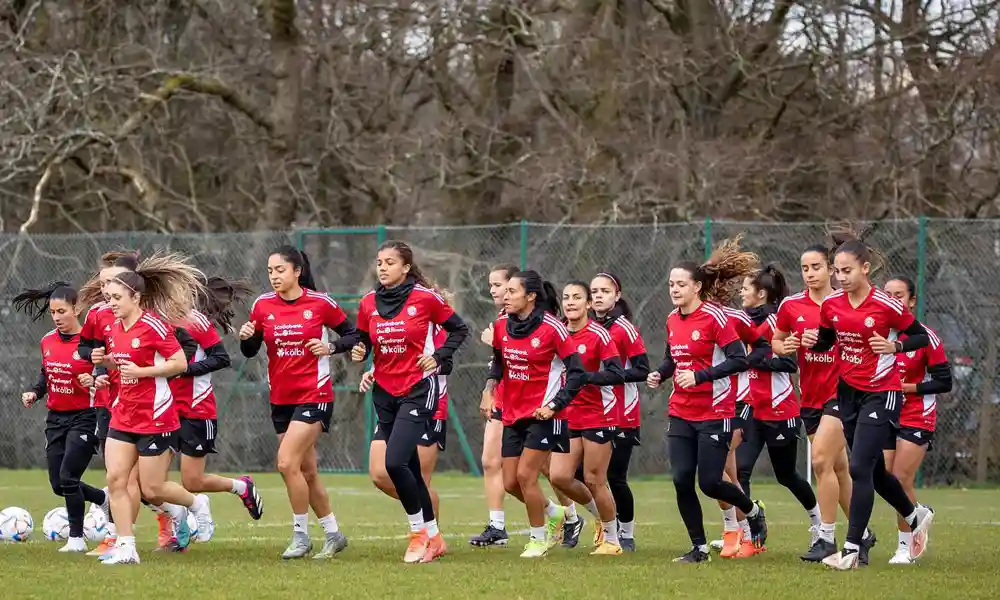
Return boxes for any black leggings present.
[608,442,635,523]
[845,420,915,545]
[384,418,435,522]
[735,421,816,510]
[46,434,105,538]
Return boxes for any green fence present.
[1,220,997,485]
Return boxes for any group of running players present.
[16,226,947,570]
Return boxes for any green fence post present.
[293,229,304,251]
[363,226,388,472]
[915,216,928,488]
[703,217,714,260]
[519,220,528,270]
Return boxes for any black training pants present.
[374,379,437,523]
[45,410,104,538]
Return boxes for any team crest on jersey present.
[864,316,875,327]
[72,350,80,360]
[131,338,140,348]
[531,337,540,348]
[691,330,701,341]
[303,309,313,319]
[907,351,916,358]
[407,305,417,316]
[577,344,587,354]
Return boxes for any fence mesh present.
[0,220,997,485]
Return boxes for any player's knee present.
[812,450,834,474]
[482,451,502,474]
[502,470,520,496]
[276,453,301,476]
[180,472,202,492]
[672,466,696,491]
[848,455,874,482]
[515,466,537,491]
[697,471,724,497]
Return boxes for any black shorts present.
[885,425,934,451]
[178,418,219,457]
[372,378,437,439]
[836,381,902,442]
[800,399,838,436]
[270,402,332,435]
[95,407,112,443]
[569,427,615,444]
[502,419,569,458]
[45,409,99,455]
[734,401,752,430]
[745,417,802,447]
[666,416,733,449]
[107,428,178,457]
[613,427,641,448]
[417,419,448,451]
[491,408,503,422]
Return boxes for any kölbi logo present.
[277,347,306,357]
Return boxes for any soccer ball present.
[43,507,71,541]
[0,507,34,542]
[186,513,200,542]
[84,509,108,542]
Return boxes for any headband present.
[596,272,620,292]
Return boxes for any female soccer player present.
[94,253,214,565]
[239,245,355,560]
[547,281,626,556]
[883,276,951,565]
[349,240,469,564]
[470,263,518,548]
[15,282,109,553]
[172,276,263,536]
[646,241,768,564]
[801,229,935,570]
[590,272,649,552]
[734,265,820,556]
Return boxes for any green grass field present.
[1,470,998,599]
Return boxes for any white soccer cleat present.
[909,504,934,560]
[192,494,215,543]
[102,545,140,565]
[709,539,725,552]
[58,537,88,553]
[808,524,820,546]
[889,546,915,565]
[822,550,859,571]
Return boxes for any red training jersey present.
[170,310,222,420]
[752,315,800,420]
[605,317,646,429]
[491,310,506,414]
[82,302,118,408]
[432,325,449,421]
[774,291,839,409]
[895,326,946,431]
[493,313,576,426]
[108,312,183,434]
[819,288,913,393]
[564,321,619,431]
[40,330,94,412]
[249,290,348,406]
[357,285,455,398]
[666,301,740,421]
[722,307,756,409]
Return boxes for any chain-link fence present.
[1,220,997,485]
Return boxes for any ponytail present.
[676,235,759,304]
[540,281,560,316]
[828,222,886,276]
[271,245,315,290]
[13,282,78,321]
[80,249,140,307]
[198,275,254,333]
[378,239,449,297]
[513,270,560,317]
[751,263,790,306]
[111,252,206,324]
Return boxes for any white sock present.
[897,530,912,548]
[529,526,546,541]
[697,543,710,554]
[407,512,424,533]
[740,519,751,540]
[602,521,619,545]
[619,520,635,539]
[106,522,117,538]
[190,495,208,512]
[489,510,505,530]
[863,527,873,541]
[844,541,860,552]
[583,500,600,518]
[148,503,165,514]
[293,513,309,535]
[231,479,248,496]
[117,535,135,548]
[904,509,918,527]
[722,507,739,531]
[806,504,821,528]
[564,503,579,524]
[746,503,760,518]
[819,522,836,543]
[544,500,561,518]
[162,503,186,521]
[425,519,440,537]
[318,514,339,535]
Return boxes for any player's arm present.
[655,343,676,379]
[330,319,361,354]
[29,368,47,399]
[587,355,626,386]
[485,347,504,393]
[694,341,749,384]
[431,313,469,367]
[175,327,199,363]
[748,337,798,373]
[184,343,231,377]
[913,336,952,395]
[896,320,930,353]
[547,352,588,411]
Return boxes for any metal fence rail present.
[1,220,997,485]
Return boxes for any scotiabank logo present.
[805,352,835,363]
[277,347,305,357]
[839,351,862,365]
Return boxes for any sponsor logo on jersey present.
[268,314,275,320]
[797,315,805,322]
[276,347,306,357]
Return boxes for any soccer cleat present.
[808,524,820,546]
[734,540,763,558]
[591,541,623,556]
[619,537,636,553]
[88,537,116,558]
[545,505,566,549]
[155,512,174,549]
[889,545,915,565]
[192,494,215,542]
[469,524,509,547]
[673,546,711,563]
[404,530,430,564]
[160,537,190,553]
[720,530,742,558]
[909,504,934,560]
[709,538,725,552]
[746,501,768,548]
[312,531,349,559]
[801,537,838,562]
[561,517,584,549]
[859,530,877,566]
[281,534,314,559]
[238,475,264,520]
[823,548,859,570]
[592,520,604,548]
[171,507,192,550]
[102,544,140,565]
[520,539,548,558]
[420,533,447,563]
[59,538,87,553]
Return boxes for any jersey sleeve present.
[618,322,647,357]
[81,309,96,339]
[774,302,792,333]
[189,319,223,349]
[715,317,740,347]
[322,297,347,329]
[555,330,577,361]
[152,326,183,358]
[819,299,833,329]
[599,333,619,363]
[757,316,776,342]
[248,296,263,325]
[428,292,456,325]
[734,317,758,345]
[356,295,372,334]
[889,305,916,332]
[491,319,502,351]
[925,330,948,367]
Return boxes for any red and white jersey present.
[82,302,118,408]
[774,291,839,409]
[357,286,455,398]
[722,307,756,408]
[108,312,183,434]
[40,330,94,412]
[249,290,348,406]
[564,322,619,431]
[491,310,506,413]
[820,287,913,393]
[605,317,646,428]
[752,315,799,420]
[432,325,449,421]
[170,311,222,420]
[666,302,740,421]
[896,326,946,431]
[493,313,576,425]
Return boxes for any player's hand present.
[646,371,662,389]
[675,369,697,389]
[91,347,106,365]
[902,383,918,394]
[21,391,37,408]
[118,361,143,379]
[781,333,802,354]
[801,328,819,348]
[305,339,331,356]
[78,373,95,388]
[238,321,256,341]
[533,406,555,421]
[480,388,495,419]
[359,369,375,393]
[480,323,494,346]
[350,343,367,362]
[95,375,110,389]
[868,333,896,355]
[416,354,438,372]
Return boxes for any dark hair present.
[593,271,633,319]
[490,264,519,281]
[887,274,916,299]
[674,235,759,304]
[378,239,441,292]
[271,245,316,290]
[801,244,831,260]
[197,275,254,333]
[563,280,592,301]
[107,252,205,324]
[512,270,560,316]
[100,250,140,270]
[750,263,790,305]
[829,223,886,276]
[13,282,78,321]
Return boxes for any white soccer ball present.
[186,513,200,542]
[84,509,108,542]
[0,507,34,542]
[43,507,71,541]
